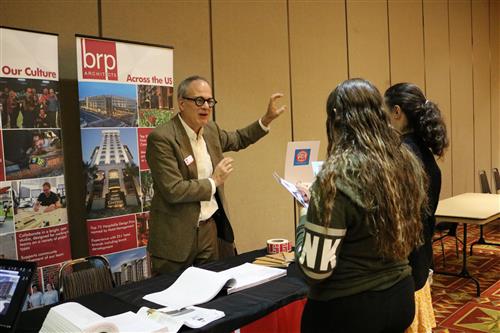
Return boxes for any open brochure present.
[143,263,286,308]
[223,262,287,294]
[40,302,168,333]
[273,172,309,208]
[137,306,225,330]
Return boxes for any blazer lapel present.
[173,115,198,179]
[203,126,220,169]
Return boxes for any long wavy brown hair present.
[317,78,427,261]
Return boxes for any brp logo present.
[81,38,118,81]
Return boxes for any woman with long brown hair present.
[296,78,428,333]
[385,82,448,333]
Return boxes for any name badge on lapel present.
[184,155,194,166]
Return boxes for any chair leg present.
[455,236,459,258]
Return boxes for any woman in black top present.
[385,83,449,333]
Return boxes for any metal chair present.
[58,256,114,301]
[493,168,500,193]
[433,221,460,267]
[479,170,491,193]
[470,170,499,254]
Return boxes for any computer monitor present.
[0,259,36,333]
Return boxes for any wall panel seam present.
[344,0,350,78]
[422,0,427,94]
[286,0,297,230]
[447,0,454,195]
[286,0,295,142]
[209,0,216,122]
[470,0,477,189]
[386,0,392,85]
[97,0,102,37]
[488,0,493,172]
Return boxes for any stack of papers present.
[40,302,224,333]
[253,252,295,268]
[223,263,287,294]
[40,302,168,333]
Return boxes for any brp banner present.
[76,35,173,286]
[0,27,71,309]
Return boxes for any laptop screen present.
[0,259,36,332]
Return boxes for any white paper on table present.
[273,172,309,208]
[220,263,287,294]
[136,307,184,332]
[139,306,225,330]
[95,312,167,333]
[142,266,234,309]
[81,322,118,333]
[48,302,105,331]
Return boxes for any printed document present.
[143,263,286,308]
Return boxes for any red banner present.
[16,224,71,267]
[138,127,152,170]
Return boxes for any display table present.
[17,249,308,332]
[434,192,500,296]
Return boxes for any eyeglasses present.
[183,96,217,108]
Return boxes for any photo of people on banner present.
[0,183,15,236]
[0,78,60,129]
[12,176,67,232]
[3,129,64,181]
[21,265,60,311]
[0,28,72,313]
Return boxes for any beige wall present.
[1,0,499,256]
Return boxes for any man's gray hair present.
[177,75,210,100]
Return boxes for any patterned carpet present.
[432,220,500,333]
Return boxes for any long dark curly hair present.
[317,78,427,261]
[384,83,449,157]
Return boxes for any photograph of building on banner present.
[3,129,64,181]
[105,247,149,286]
[137,85,174,127]
[79,82,138,128]
[82,128,141,219]
[12,176,67,232]
[0,78,60,129]
[0,182,15,236]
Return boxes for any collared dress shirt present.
[178,115,269,222]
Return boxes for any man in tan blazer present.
[146,75,285,274]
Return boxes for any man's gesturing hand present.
[212,157,234,187]
[261,93,286,127]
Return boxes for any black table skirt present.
[17,249,308,333]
